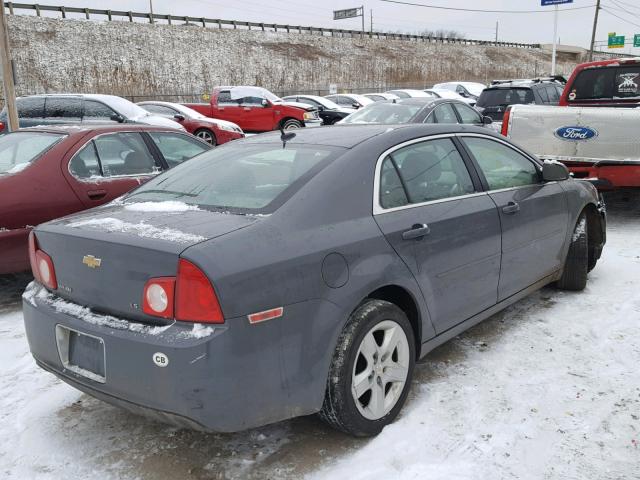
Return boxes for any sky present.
[15,0,640,53]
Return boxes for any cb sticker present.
[153,352,169,368]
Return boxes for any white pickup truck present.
[501,104,640,189]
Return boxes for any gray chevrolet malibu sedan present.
[22,124,606,437]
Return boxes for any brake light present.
[0,121,5,131]
[142,277,175,318]
[501,106,511,137]
[28,231,58,290]
[175,259,224,323]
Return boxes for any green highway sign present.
[635,34,640,48]
[608,34,625,49]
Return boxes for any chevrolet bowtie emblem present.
[82,255,102,269]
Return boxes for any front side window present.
[148,132,210,168]
[83,100,118,121]
[141,104,178,117]
[462,137,539,190]
[453,103,482,124]
[45,97,82,120]
[93,132,158,177]
[431,104,458,124]
[380,138,475,207]
[0,132,65,174]
[126,144,341,213]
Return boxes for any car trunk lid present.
[33,203,258,323]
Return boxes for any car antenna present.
[279,127,296,149]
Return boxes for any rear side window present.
[93,133,159,177]
[16,97,45,119]
[546,85,560,103]
[217,91,236,105]
[463,137,539,190]
[148,132,210,168]
[0,131,65,174]
[569,68,615,100]
[69,143,101,179]
[45,97,82,120]
[380,138,475,207]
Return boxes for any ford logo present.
[555,126,598,141]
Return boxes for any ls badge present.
[82,255,102,269]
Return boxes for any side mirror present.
[174,114,185,122]
[352,102,360,109]
[261,99,270,107]
[110,114,125,123]
[482,116,493,125]
[542,160,570,182]
[459,91,469,98]
[317,105,325,112]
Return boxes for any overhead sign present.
[635,34,640,48]
[541,0,573,5]
[333,8,360,20]
[608,33,625,49]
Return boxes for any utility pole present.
[588,0,601,61]
[0,3,18,131]
[551,4,558,76]
[370,9,373,33]
[149,0,154,24]
[495,21,498,43]
[361,5,365,34]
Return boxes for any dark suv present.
[475,79,565,124]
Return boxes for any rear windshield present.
[125,143,343,213]
[569,65,640,100]
[0,131,66,174]
[341,103,424,124]
[476,88,535,107]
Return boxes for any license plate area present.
[55,325,106,383]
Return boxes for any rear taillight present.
[175,259,224,323]
[28,231,58,290]
[0,121,5,131]
[142,259,224,323]
[142,277,175,318]
[501,106,511,137]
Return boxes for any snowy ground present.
[1,193,639,480]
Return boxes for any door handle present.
[243,107,251,111]
[502,201,520,214]
[402,223,431,241]
[87,189,107,200]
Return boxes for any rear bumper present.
[564,160,640,189]
[0,227,31,274]
[22,283,341,432]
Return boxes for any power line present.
[378,0,597,14]
[607,0,640,19]
[601,6,640,28]
[610,0,640,12]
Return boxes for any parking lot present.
[1,191,638,479]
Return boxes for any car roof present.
[18,93,126,101]
[239,123,490,148]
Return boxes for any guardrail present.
[3,2,540,49]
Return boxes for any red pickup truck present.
[560,57,640,107]
[184,86,321,133]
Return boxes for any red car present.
[137,101,244,145]
[0,124,211,274]
[183,86,321,133]
[560,57,640,107]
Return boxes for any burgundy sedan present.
[137,101,244,145]
[0,124,211,274]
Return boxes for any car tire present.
[319,299,415,437]
[194,128,217,146]
[281,119,303,130]
[557,212,588,291]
